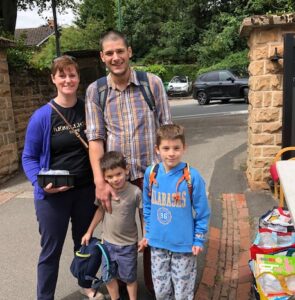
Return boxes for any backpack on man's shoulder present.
[96,70,156,112]
[70,237,113,296]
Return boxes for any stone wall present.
[0,39,19,183]
[240,15,295,190]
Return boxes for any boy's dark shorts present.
[102,240,137,284]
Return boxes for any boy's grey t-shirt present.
[95,182,142,246]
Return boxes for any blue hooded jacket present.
[143,162,210,253]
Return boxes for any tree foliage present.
[74,0,115,29]
[245,0,295,14]
[17,0,76,12]
[9,0,295,73]
[118,0,295,69]
[189,13,246,67]
[31,19,106,69]
[25,0,115,69]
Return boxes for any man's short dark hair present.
[99,29,129,50]
[100,151,127,173]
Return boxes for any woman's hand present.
[43,183,73,194]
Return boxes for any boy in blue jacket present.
[138,124,210,300]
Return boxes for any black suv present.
[192,70,249,105]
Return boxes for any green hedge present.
[133,50,249,82]
[134,64,168,79]
[133,64,199,82]
[163,65,199,81]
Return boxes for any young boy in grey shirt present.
[81,151,142,300]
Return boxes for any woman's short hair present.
[51,55,79,76]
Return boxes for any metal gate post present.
[282,33,295,158]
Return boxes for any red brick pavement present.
[0,191,19,205]
[194,194,253,300]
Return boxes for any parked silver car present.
[167,76,192,96]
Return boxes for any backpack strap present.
[148,163,159,197]
[174,163,193,203]
[96,243,110,275]
[184,164,193,201]
[86,241,113,296]
[148,163,193,204]
[96,71,156,113]
[136,70,156,112]
[96,76,108,112]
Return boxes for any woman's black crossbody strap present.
[48,102,89,150]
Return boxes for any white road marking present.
[173,110,248,120]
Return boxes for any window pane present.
[204,72,218,81]
[220,71,233,81]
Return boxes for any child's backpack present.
[148,163,193,202]
[70,237,112,296]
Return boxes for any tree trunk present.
[0,0,17,35]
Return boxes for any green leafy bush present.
[196,50,249,76]
[7,40,34,69]
[133,64,199,81]
[133,64,168,79]
[134,51,248,82]
[164,65,199,81]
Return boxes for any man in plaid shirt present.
[85,30,172,212]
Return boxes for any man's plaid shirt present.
[85,69,172,181]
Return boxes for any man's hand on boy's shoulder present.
[95,180,118,214]
[192,246,203,256]
[138,238,148,252]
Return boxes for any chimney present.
[48,19,54,29]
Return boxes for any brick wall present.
[0,47,19,183]
[9,68,55,157]
[9,68,93,159]
[0,49,105,184]
[240,15,295,190]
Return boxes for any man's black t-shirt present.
[50,99,92,187]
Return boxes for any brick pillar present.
[0,38,19,183]
[240,15,295,190]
